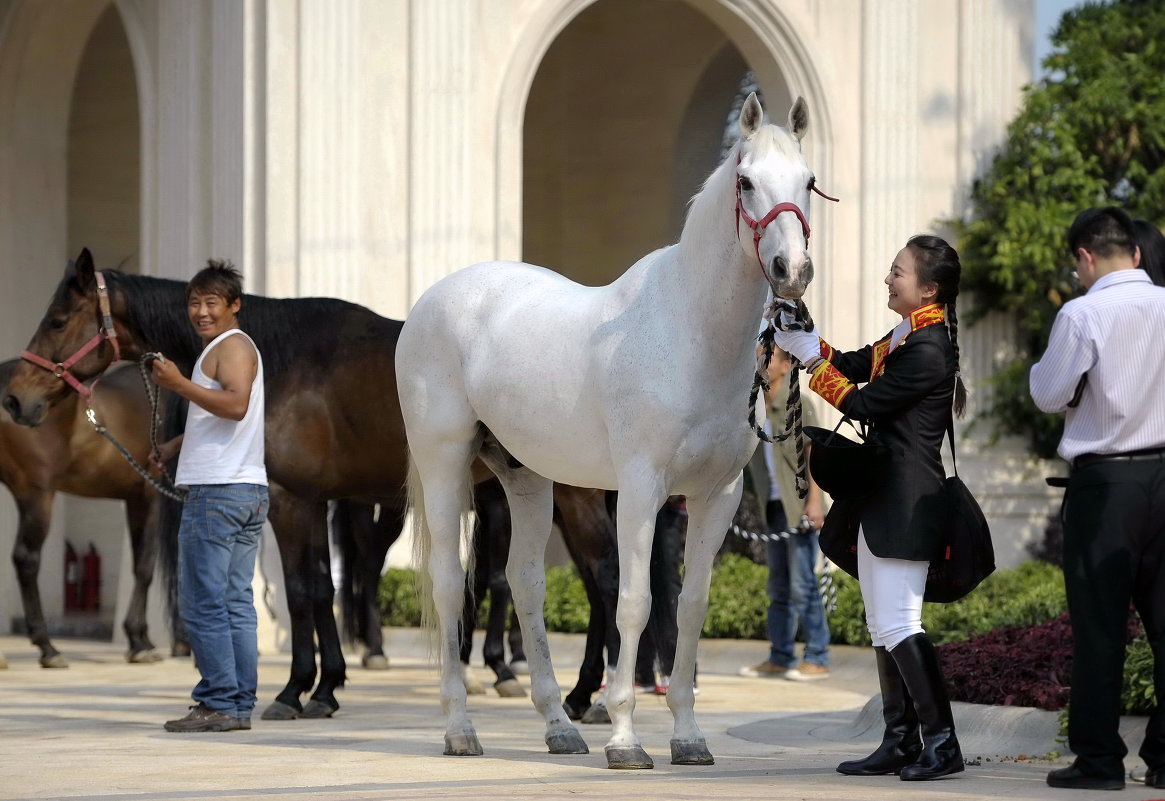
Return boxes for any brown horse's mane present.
[100,271,404,380]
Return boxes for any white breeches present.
[857,527,928,650]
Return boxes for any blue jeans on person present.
[765,500,830,668]
[178,483,268,718]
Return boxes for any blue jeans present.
[178,483,268,717]
[765,501,830,668]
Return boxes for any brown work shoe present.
[739,660,789,678]
[164,702,241,732]
[787,663,830,681]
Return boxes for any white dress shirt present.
[1030,269,1165,461]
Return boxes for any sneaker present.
[787,663,829,681]
[164,702,241,732]
[739,660,789,678]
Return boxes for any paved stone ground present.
[0,630,1158,801]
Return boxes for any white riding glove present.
[770,325,823,367]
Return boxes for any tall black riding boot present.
[837,646,922,775]
[891,633,964,781]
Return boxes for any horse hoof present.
[546,728,589,754]
[444,730,484,756]
[260,701,301,720]
[580,701,610,725]
[126,648,164,664]
[605,745,653,770]
[362,653,389,670]
[670,738,715,765]
[40,654,68,669]
[509,659,529,675]
[563,700,587,721]
[463,677,486,695]
[494,678,526,698]
[301,699,337,719]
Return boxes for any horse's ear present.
[788,97,808,142]
[72,248,96,288]
[739,92,764,140]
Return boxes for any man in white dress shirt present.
[1031,206,1165,791]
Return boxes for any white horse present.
[396,93,817,769]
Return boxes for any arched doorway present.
[68,4,141,273]
[0,0,142,634]
[522,0,793,287]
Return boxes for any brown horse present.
[3,248,616,722]
[0,358,163,667]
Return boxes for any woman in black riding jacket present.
[773,234,967,782]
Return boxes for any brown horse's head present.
[3,249,133,426]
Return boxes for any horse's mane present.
[103,271,401,379]
[679,140,741,254]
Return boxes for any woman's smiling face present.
[885,246,937,318]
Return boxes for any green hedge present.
[379,557,1068,645]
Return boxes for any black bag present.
[803,418,889,500]
[923,419,995,603]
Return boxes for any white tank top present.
[175,328,267,487]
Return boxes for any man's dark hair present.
[1067,206,1137,260]
[186,259,244,303]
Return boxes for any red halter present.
[21,270,121,401]
[733,154,839,283]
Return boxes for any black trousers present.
[1063,456,1165,777]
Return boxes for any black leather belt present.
[1073,447,1165,470]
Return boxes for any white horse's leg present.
[416,443,480,756]
[666,477,743,765]
[604,481,667,770]
[497,471,589,756]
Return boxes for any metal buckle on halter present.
[53,363,66,378]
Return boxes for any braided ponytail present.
[906,234,966,419]
[946,301,967,418]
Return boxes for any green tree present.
[951,0,1165,458]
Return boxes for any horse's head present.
[2,249,128,426]
[734,93,816,300]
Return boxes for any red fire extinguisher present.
[82,543,101,612]
[64,541,80,611]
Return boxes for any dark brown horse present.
[0,358,162,667]
[3,249,408,719]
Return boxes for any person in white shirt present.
[1032,206,1165,792]
[150,261,268,734]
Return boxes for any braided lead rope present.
[83,355,187,502]
[817,561,838,612]
[748,298,814,499]
[726,517,837,611]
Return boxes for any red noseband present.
[21,270,120,401]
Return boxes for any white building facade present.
[0,0,1055,650]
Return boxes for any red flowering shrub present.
[938,610,1144,711]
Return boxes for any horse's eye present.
[807,177,816,192]
[49,318,67,331]
[739,177,753,192]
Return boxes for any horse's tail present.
[407,453,476,664]
[332,499,363,645]
[155,390,188,653]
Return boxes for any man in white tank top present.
[149,260,268,733]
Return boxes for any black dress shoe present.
[1144,768,1165,788]
[1046,763,1124,790]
